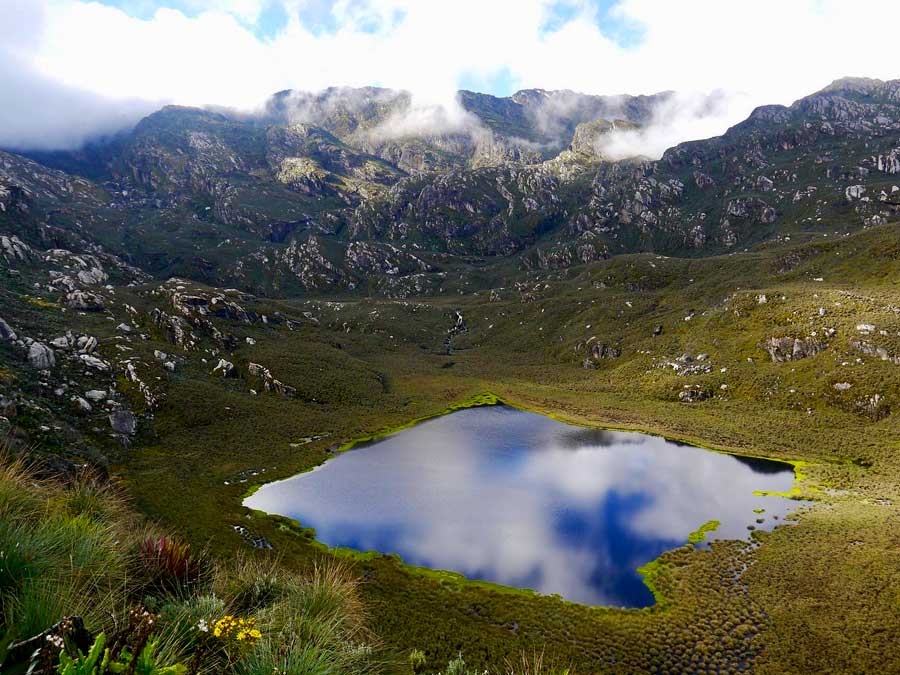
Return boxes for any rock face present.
[27,342,55,369]
[0,317,16,341]
[581,340,622,368]
[0,234,32,261]
[764,337,826,362]
[213,359,235,377]
[109,411,136,435]
[1,77,900,295]
[247,363,296,398]
[569,119,639,159]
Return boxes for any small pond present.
[245,405,803,607]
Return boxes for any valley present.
[2,77,900,674]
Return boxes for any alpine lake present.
[245,405,804,607]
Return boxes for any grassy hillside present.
[18,223,888,673]
[3,198,900,673]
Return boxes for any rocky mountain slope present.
[4,78,899,297]
[3,77,900,675]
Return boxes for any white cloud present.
[1,0,899,151]
[596,90,757,160]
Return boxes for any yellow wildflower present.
[213,615,260,644]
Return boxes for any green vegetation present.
[103,222,899,674]
[8,221,900,672]
[57,631,186,675]
[0,456,387,674]
[687,520,721,545]
[5,76,900,674]
[0,456,587,675]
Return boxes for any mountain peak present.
[811,76,900,103]
[820,76,887,94]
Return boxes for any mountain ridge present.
[2,76,899,295]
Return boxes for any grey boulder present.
[0,317,16,341]
[28,342,55,369]
[109,410,136,435]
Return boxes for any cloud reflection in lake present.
[246,406,801,606]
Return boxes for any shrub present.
[153,594,228,673]
[283,561,364,630]
[135,536,204,594]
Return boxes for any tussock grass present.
[0,455,387,674]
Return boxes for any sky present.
[2,0,900,151]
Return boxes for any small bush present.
[154,593,228,670]
[233,560,382,675]
[135,536,204,594]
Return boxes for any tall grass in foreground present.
[0,455,571,674]
[0,455,384,674]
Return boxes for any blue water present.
[245,405,802,607]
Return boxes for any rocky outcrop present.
[247,362,296,398]
[0,317,16,341]
[764,337,826,362]
[44,250,108,287]
[27,342,55,369]
[658,353,712,376]
[109,410,136,435]
[850,339,900,365]
[65,290,105,311]
[78,354,111,371]
[0,234,33,262]
[213,359,236,377]
[678,386,713,403]
[150,308,193,349]
[581,339,622,369]
[71,396,92,414]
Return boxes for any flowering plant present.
[212,615,262,647]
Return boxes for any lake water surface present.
[245,405,802,607]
